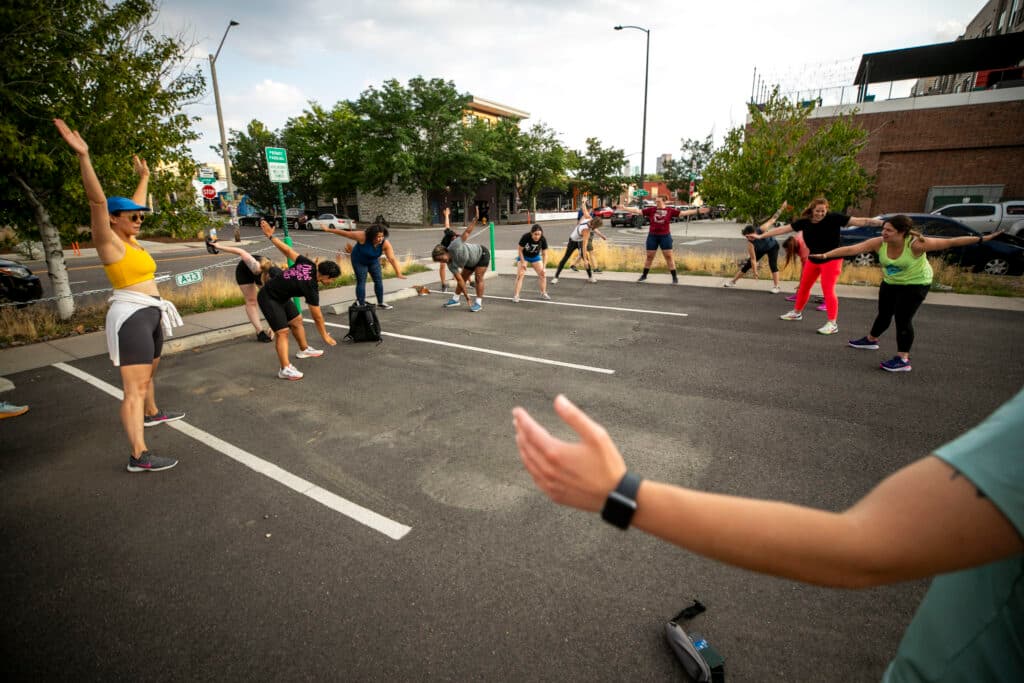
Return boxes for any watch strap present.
[601,471,642,529]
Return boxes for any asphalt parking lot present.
[2,274,1022,681]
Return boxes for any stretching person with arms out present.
[513,391,1024,681]
[55,119,184,473]
[323,220,406,309]
[431,206,489,312]
[618,196,701,284]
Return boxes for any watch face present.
[602,491,638,529]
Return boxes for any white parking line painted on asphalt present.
[52,361,412,540]
[426,292,689,317]
[678,239,713,246]
[308,319,616,374]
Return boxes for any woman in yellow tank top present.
[55,119,182,473]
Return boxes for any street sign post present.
[632,189,649,197]
[202,185,217,200]
[174,269,204,287]
[265,147,290,183]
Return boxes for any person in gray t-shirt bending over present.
[431,206,489,313]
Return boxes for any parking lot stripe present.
[425,293,689,318]
[309,320,616,374]
[52,362,412,540]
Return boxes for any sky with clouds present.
[155,0,986,173]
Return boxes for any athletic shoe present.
[143,410,185,427]
[816,303,828,312]
[723,281,736,288]
[0,401,29,419]
[278,364,303,380]
[256,330,273,343]
[443,297,461,308]
[378,302,394,310]
[205,238,219,255]
[785,294,797,302]
[469,302,483,313]
[296,346,324,359]
[813,296,825,304]
[880,356,912,373]
[770,286,781,294]
[817,321,839,335]
[551,278,559,284]
[779,310,803,321]
[848,336,879,350]
[540,292,551,300]
[593,268,602,273]
[672,278,679,285]
[588,277,598,283]
[637,276,647,283]
[511,296,520,303]
[126,451,178,473]
[570,265,578,271]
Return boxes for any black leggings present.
[870,282,930,353]
[554,241,590,278]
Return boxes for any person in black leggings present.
[552,202,601,284]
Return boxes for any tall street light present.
[209,20,239,205]
[614,24,650,202]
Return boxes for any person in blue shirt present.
[324,219,406,309]
[513,390,1024,681]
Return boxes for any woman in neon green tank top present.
[813,215,1002,373]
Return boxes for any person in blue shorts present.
[617,196,702,283]
[512,224,551,303]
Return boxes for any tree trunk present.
[11,174,75,320]
[421,192,430,226]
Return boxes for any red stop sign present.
[202,185,217,199]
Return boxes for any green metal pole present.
[488,221,495,272]
[278,183,300,314]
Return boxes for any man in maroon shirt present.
[618,196,701,283]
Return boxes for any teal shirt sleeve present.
[933,387,1024,536]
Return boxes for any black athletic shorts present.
[235,256,269,286]
[118,306,163,366]
[470,247,490,270]
[257,288,300,332]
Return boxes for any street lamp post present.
[614,24,650,201]
[209,20,239,207]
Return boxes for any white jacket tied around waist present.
[105,290,184,366]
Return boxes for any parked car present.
[839,213,1024,275]
[238,214,263,227]
[0,258,43,305]
[307,214,356,232]
[592,206,614,219]
[610,208,644,228]
[931,201,1024,236]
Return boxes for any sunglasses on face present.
[114,212,145,223]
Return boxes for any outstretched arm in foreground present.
[513,395,1022,589]
[261,220,300,262]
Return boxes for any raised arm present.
[915,231,1002,254]
[812,236,884,261]
[443,206,451,229]
[757,201,791,234]
[131,155,150,207]
[260,220,299,262]
[846,216,886,228]
[514,395,1023,589]
[580,199,591,221]
[54,119,118,253]
[325,227,366,242]
[460,205,480,241]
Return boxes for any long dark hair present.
[365,224,389,246]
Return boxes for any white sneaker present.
[588,277,597,283]
[296,346,323,359]
[551,278,559,284]
[817,320,839,335]
[511,296,520,303]
[780,309,803,321]
[770,286,781,294]
[277,364,304,380]
[723,281,736,288]
[540,292,551,300]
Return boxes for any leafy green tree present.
[226,120,281,213]
[663,134,715,200]
[701,88,874,222]
[302,101,362,217]
[510,123,569,215]
[572,138,628,206]
[0,0,203,319]
[448,117,500,221]
[281,112,327,212]
[354,77,470,224]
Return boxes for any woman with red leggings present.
[753,198,883,335]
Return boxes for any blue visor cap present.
[107,196,152,213]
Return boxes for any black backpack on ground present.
[345,302,382,343]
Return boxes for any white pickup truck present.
[306,213,356,232]
[931,201,1024,236]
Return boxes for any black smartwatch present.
[601,471,642,530]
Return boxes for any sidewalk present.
[2,248,1022,376]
